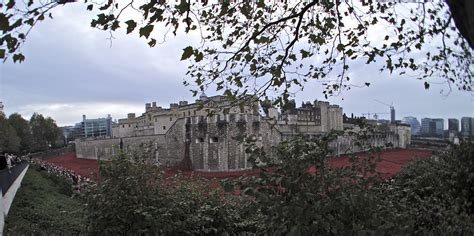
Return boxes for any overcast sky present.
[0,3,473,127]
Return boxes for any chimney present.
[152,102,157,107]
[179,101,188,106]
[145,103,151,110]
[82,114,86,121]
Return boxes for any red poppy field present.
[43,148,432,180]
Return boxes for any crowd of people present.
[30,158,92,191]
[1,152,92,192]
[0,153,27,170]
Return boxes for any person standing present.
[6,154,12,169]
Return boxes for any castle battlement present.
[185,114,262,125]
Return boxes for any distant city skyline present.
[1,4,473,127]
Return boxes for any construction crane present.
[374,99,395,123]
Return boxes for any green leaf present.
[289,54,297,61]
[244,53,252,62]
[300,49,309,58]
[195,52,203,62]
[222,181,234,192]
[139,25,154,39]
[181,46,194,61]
[148,39,156,47]
[8,19,22,31]
[175,1,190,14]
[336,44,344,52]
[25,18,34,26]
[6,0,15,9]
[0,13,10,32]
[87,4,93,11]
[12,53,25,63]
[111,21,120,31]
[424,82,430,90]
[0,49,5,58]
[125,20,137,34]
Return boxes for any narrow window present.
[210,137,219,143]
[196,138,204,143]
[163,126,166,130]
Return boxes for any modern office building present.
[401,116,421,135]
[83,114,113,138]
[448,119,459,133]
[433,118,444,136]
[472,119,474,137]
[421,118,444,137]
[421,118,434,136]
[62,121,86,142]
[461,117,474,138]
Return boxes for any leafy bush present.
[82,138,474,235]
[232,134,396,235]
[376,142,474,234]
[82,153,257,235]
[232,135,474,235]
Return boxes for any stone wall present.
[75,133,184,166]
[76,115,411,171]
[330,133,401,156]
[186,115,282,171]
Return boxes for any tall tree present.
[30,113,60,152]
[0,115,20,153]
[8,113,33,153]
[45,117,64,148]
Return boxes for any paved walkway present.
[1,165,29,235]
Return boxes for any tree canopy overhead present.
[1,0,472,104]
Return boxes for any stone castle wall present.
[185,115,282,171]
[75,124,186,166]
[75,114,283,171]
[75,114,410,171]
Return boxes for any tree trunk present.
[446,0,474,49]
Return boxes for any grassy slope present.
[4,167,85,235]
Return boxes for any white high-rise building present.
[402,116,421,135]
